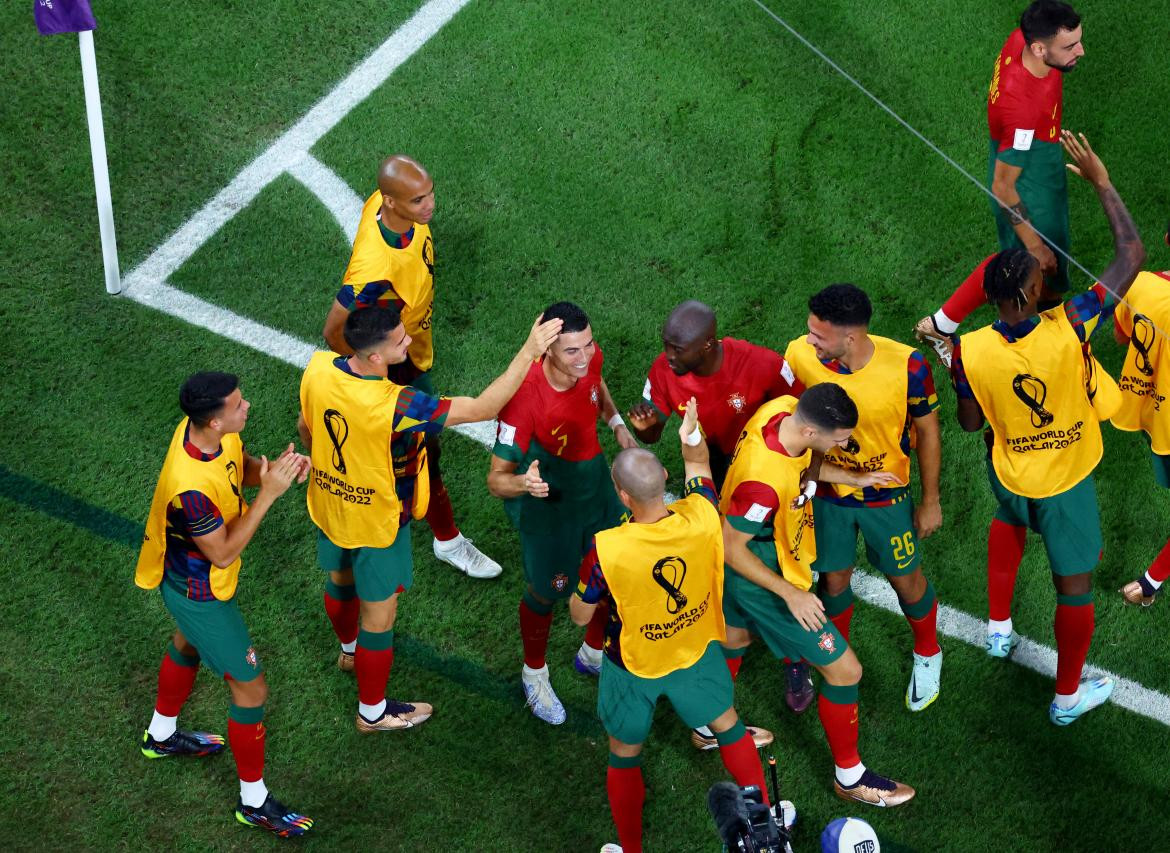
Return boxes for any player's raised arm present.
[445,315,563,426]
[678,397,711,483]
[1061,131,1146,301]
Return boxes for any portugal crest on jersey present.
[590,385,599,407]
[726,391,746,413]
[817,632,836,654]
[552,573,570,592]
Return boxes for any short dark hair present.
[1020,1,1081,44]
[179,371,239,427]
[796,382,858,432]
[541,301,590,334]
[344,303,403,353]
[808,283,872,328]
[982,248,1037,305]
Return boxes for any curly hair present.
[982,249,1038,307]
[808,283,872,327]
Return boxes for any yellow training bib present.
[1115,272,1170,453]
[962,309,1102,498]
[135,419,246,601]
[721,396,816,591]
[299,351,406,549]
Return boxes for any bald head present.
[663,300,716,347]
[377,155,435,228]
[611,448,667,504]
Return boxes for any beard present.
[1046,58,1078,72]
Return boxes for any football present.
[821,816,880,853]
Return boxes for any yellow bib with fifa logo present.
[720,396,816,591]
[1115,271,1170,453]
[785,335,912,500]
[135,419,246,601]
[343,190,435,371]
[300,351,415,549]
[962,309,1102,498]
[595,493,726,679]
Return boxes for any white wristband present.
[608,414,626,431]
[684,427,702,446]
[803,479,817,500]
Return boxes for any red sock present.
[425,483,459,542]
[718,733,769,804]
[154,654,198,716]
[817,694,861,770]
[323,591,359,646]
[988,519,1026,621]
[606,765,645,853]
[355,646,395,706]
[228,719,266,783]
[725,656,743,681]
[584,598,610,649]
[829,605,854,643]
[1147,538,1170,583]
[1054,603,1095,695]
[519,600,554,669]
[908,600,941,657]
[940,254,994,324]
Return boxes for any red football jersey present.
[495,347,605,463]
[644,338,802,455]
[987,28,1063,153]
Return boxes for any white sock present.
[1146,571,1165,591]
[359,699,387,722]
[694,724,714,738]
[988,618,1013,636]
[1054,688,1082,710]
[932,309,959,335]
[578,641,602,661]
[523,664,549,681]
[434,533,464,551]
[341,640,357,654]
[835,762,866,787]
[148,711,178,741]
[239,777,269,809]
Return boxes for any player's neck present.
[776,417,809,457]
[542,357,578,391]
[693,342,724,377]
[630,500,670,524]
[1021,49,1053,79]
[839,335,875,372]
[378,201,414,235]
[188,422,225,455]
[348,354,388,379]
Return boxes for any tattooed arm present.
[991,159,1057,275]
[1062,131,1146,301]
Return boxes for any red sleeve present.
[993,87,1042,154]
[941,254,996,325]
[726,479,781,523]
[765,349,804,398]
[645,355,674,420]
[495,384,535,460]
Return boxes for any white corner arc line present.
[111,0,1170,730]
[287,154,365,243]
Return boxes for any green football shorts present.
[722,541,848,668]
[986,458,1101,575]
[317,522,413,602]
[161,579,262,682]
[811,491,920,577]
[597,641,733,745]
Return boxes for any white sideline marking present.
[114,0,1170,729]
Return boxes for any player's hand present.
[1027,240,1058,275]
[913,498,943,539]
[854,471,904,489]
[627,402,661,432]
[614,424,639,450]
[523,315,564,361]
[784,588,827,632]
[258,452,301,500]
[1062,130,1110,188]
[523,459,549,498]
[678,396,699,442]
[276,442,312,484]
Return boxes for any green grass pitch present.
[2,0,1169,850]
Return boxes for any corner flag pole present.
[77,28,120,295]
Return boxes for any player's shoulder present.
[726,337,781,362]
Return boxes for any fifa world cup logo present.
[225,460,242,513]
[1012,374,1054,428]
[651,556,688,614]
[422,236,435,277]
[323,409,349,474]
[1133,314,1156,377]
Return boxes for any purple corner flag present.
[34,0,96,35]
